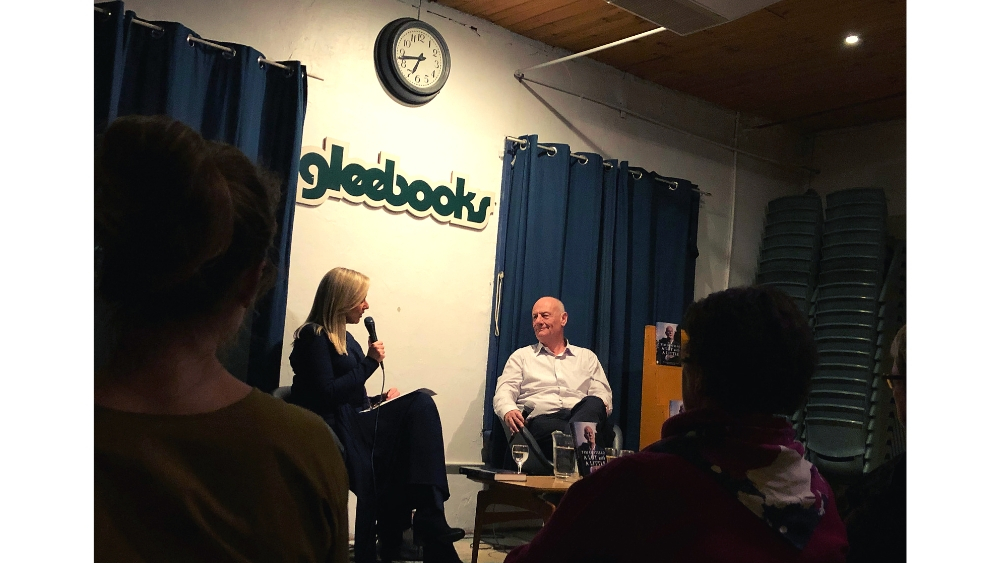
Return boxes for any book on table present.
[571,421,608,476]
[459,465,528,482]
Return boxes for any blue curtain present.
[94,1,307,392]
[484,136,700,456]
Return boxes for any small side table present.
[460,469,579,563]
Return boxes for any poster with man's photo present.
[655,322,681,366]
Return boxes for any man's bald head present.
[532,296,568,349]
[534,296,565,314]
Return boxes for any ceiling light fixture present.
[844,34,860,45]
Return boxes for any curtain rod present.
[93,6,324,81]
[514,77,819,176]
[503,136,712,196]
[514,27,666,79]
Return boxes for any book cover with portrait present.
[571,421,607,476]
[655,322,681,366]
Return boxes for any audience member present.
[94,115,350,563]
[841,325,907,563]
[504,286,849,563]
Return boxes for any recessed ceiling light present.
[844,34,860,45]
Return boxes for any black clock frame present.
[374,17,451,106]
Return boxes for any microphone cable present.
[370,361,386,515]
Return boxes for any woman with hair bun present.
[94,115,349,563]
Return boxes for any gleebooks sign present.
[297,139,496,230]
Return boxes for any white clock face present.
[393,26,445,90]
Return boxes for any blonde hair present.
[296,267,369,355]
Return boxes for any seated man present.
[493,296,613,461]
[503,286,849,563]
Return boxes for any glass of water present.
[511,444,529,474]
[551,431,576,479]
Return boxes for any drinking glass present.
[620,449,635,457]
[605,448,619,461]
[551,431,576,479]
[511,444,529,474]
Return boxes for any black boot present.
[410,485,464,545]
[421,537,462,563]
[413,507,465,545]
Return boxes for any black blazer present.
[289,325,379,491]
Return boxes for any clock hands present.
[398,53,427,74]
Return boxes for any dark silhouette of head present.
[95,115,279,337]
[680,286,817,416]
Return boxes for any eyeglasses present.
[883,374,905,390]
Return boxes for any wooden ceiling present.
[435,0,905,133]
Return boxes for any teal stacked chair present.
[754,191,824,439]
[863,239,906,472]
[801,188,888,483]
[755,191,824,317]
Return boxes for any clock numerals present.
[377,18,449,104]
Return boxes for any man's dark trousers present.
[525,396,611,462]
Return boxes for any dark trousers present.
[525,396,611,462]
[346,391,452,563]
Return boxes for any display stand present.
[639,325,685,449]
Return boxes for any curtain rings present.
[188,34,236,58]
[570,152,589,165]
[504,136,528,150]
[630,170,642,180]
[538,144,558,157]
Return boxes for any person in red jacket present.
[504,286,849,563]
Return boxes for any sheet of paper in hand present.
[571,421,607,476]
[358,388,437,413]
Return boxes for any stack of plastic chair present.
[754,191,824,439]
[754,191,824,317]
[863,239,906,472]
[801,187,888,484]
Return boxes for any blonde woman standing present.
[290,268,463,563]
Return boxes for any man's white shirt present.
[493,341,613,421]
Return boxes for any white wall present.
[122,0,807,530]
[807,119,907,221]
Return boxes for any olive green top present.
[95,389,349,563]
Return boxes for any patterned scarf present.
[646,408,829,549]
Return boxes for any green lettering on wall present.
[296,138,496,230]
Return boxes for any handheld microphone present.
[364,316,384,370]
[363,316,385,506]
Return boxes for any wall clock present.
[374,17,451,106]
